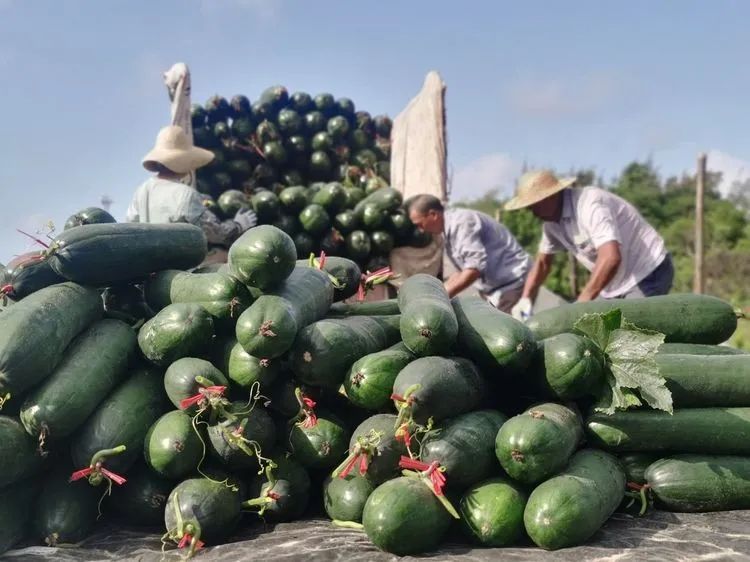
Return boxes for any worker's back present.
[443,207,530,294]
[126,177,203,224]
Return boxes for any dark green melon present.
[299,204,331,236]
[64,207,116,230]
[346,231,371,262]
[355,111,374,135]
[256,120,281,144]
[263,141,288,167]
[354,149,378,169]
[336,98,356,117]
[205,95,230,122]
[218,190,250,217]
[291,92,314,113]
[334,210,359,234]
[293,232,316,260]
[304,111,326,134]
[213,121,230,140]
[229,94,251,117]
[312,131,334,152]
[370,231,394,255]
[277,108,302,135]
[314,93,336,115]
[260,85,289,111]
[191,104,207,128]
[309,151,333,179]
[271,214,298,237]
[327,116,350,140]
[374,115,393,138]
[251,190,281,222]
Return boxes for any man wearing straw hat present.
[126,125,257,255]
[407,194,531,313]
[505,170,672,320]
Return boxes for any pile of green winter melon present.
[1,216,748,558]
[191,85,431,272]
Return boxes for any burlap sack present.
[388,71,447,283]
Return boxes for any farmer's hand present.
[511,297,533,321]
[234,208,258,232]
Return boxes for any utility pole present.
[693,153,706,294]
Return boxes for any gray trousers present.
[481,284,525,314]
[611,254,675,299]
[495,285,525,313]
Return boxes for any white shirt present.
[444,208,530,297]
[539,187,667,298]
[126,177,206,225]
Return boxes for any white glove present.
[234,208,258,232]
[511,297,533,321]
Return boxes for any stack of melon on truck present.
[187,85,433,273]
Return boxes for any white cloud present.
[506,72,633,118]
[451,153,522,202]
[706,150,750,197]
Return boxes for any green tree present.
[612,161,665,226]
[728,177,750,217]
[611,162,750,307]
[454,189,504,217]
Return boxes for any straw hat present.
[504,170,576,211]
[142,125,214,175]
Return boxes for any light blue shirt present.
[444,208,530,296]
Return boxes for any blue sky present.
[1,0,749,262]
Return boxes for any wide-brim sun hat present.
[142,125,214,175]
[504,169,576,211]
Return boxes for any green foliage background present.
[454,161,750,348]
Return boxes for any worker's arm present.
[185,190,256,247]
[576,191,623,302]
[444,268,481,297]
[198,209,259,247]
[197,210,243,246]
[521,253,554,302]
[523,224,566,303]
[577,241,622,302]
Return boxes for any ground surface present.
[3,510,750,562]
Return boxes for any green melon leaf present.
[575,310,671,415]
[574,309,622,350]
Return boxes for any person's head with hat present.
[504,169,576,221]
[126,125,257,245]
[142,125,214,180]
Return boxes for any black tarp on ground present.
[4,511,750,561]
